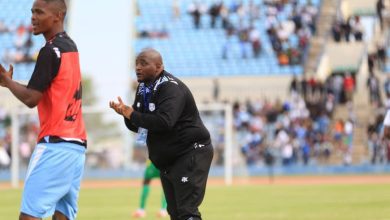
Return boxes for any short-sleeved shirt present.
[27,43,61,92]
[27,32,87,143]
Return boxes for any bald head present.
[135,48,165,84]
[138,48,163,66]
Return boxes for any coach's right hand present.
[109,96,134,119]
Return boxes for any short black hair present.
[43,0,67,18]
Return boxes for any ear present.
[53,11,64,23]
[156,63,163,72]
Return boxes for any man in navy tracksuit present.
[110,48,213,220]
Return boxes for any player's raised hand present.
[109,96,134,119]
[0,64,13,87]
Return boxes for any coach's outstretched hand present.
[109,96,134,119]
[0,64,13,87]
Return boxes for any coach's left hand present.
[109,96,134,119]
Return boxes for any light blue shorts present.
[21,142,86,219]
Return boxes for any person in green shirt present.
[133,160,167,218]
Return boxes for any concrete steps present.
[327,50,373,165]
[304,0,339,74]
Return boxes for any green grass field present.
[1,183,390,220]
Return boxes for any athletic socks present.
[140,185,150,209]
[161,193,167,209]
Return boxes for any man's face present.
[135,53,160,83]
[31,0,59,35]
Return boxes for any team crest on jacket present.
[149,103,155,112]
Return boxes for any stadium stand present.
[135,0,322,77]
[0,0,44,81]
[0,0,46,110]
[1,0,389,183]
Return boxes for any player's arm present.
[0,64,42,108]
[24,45,60,108]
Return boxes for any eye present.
[32,8,44,15]
[136,58,148,66]
[138,61,147,66]
[136,61,144,66]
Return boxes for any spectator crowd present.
[186,0,319,63]
[0,21,38,65]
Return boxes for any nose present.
[31,13,36,22]
[136,64,142,72]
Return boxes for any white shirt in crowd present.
[384,110,390,126]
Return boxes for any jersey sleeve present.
[27,46,61,92]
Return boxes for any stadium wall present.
[183,75,292,104]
